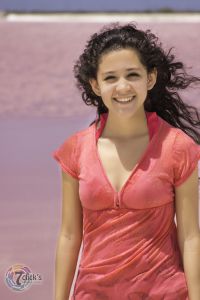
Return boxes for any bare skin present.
[97,132,149,193]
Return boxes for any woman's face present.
[90,48,157,118]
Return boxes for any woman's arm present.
[175,165,200,300]
[55,171,83,300]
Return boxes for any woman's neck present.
[101,109,149,139]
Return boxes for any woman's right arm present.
[55,170,83,300]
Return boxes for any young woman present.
[53,23,200,300]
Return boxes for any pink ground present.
[0,20,200,300]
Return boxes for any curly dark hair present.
[73,22,200,143]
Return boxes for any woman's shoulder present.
[158,116,199,148]
[59,122,95,149]
[70,122,94,141]
[53,123,95,177]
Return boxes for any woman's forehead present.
[98,49,144,73]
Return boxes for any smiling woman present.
[89,48,157,137]
[53,23,200,300]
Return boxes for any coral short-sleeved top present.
[53,111,200,300]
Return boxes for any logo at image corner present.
[5,264,33,292]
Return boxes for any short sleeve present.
[52,134,79,179]
[173,130,200,187]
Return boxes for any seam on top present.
[172,129,182,185]
[74,125,94,178]
[72,133,79,178]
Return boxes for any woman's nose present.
[115,78,132,93]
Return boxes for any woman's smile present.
[113,95,136,104]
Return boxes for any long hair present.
[73,22,200,144]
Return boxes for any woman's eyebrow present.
[102,68,141,75]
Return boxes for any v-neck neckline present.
[93,111,163,196]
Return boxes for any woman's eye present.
[128,73,139,77]
[104,76,115,81]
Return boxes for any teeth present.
[117,97,132,102]
[114,96,134,103]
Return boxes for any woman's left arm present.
[175,164,200,300]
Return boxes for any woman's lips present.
[113,96,136,104]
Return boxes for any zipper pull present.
[115,193,120,208]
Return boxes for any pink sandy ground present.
[0,20,200,300]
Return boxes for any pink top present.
[53,111,200,299]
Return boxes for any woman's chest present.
[97,135,150,194]
[78,134,175,211]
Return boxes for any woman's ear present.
[147,68,157,90]
[89,79,101,96]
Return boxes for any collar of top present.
[95,111,160,142]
